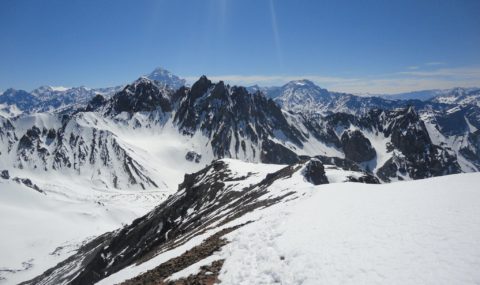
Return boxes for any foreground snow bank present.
[219,173,480,284]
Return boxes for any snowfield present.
[219,173,480,285]
[0,178,168,284]
[95,164,480,285]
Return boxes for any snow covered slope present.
[0,176,168,284]
[0,112,166,191]
[380,87,480,106]
[262,79,438,115]
[0,103,22,118]
[145,67,186,90]
[23,159,480,285]
[217,172,480,285]
[429,87,480,107]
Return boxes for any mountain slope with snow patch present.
[22,160,480,285]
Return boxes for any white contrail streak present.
[269,0,283,68]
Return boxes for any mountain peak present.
[284,79,318,89]
[290,79,315,86]
[3,88,17,94]
[2,88,31,96]
[145,67,186,90]
[31,86,54,94]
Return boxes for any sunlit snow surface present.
[219,173,480,285]
[97,160,480,285]
[0,178,168,284]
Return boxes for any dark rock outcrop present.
[302,159,328,185]
[108,78,173,114]
[0,170,9,179]
[260,140,299,164]
[340,130,376,162]
[185,151,202,163]
[173,77,305,161]
[85,94,107,112]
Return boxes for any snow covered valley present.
[0,176,169,284]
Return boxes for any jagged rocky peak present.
[302,105,466,181]
[174,76,306,162]
[189,75,214,100]
[385,106,432,154]
[373,106,462,181]
[107,77,174,114]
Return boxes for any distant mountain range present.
[0,67,186,116]
[2,67,479,117]
[380,87,480,104]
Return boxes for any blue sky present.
[1,0,479,93]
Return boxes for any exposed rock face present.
[386,107,432,155]
[340,129,376,162]
[185,151,202,163]
[313,155,363,172]
[108,78,173,114]
[173,77,304,162]
[1,113,159,190]
[375,107,462,181]
[460,130,480,168]
[419,104,480,172]
[12,177,43,193]
[0,170,9,179]
[310,155,379,184]
[346,174,380,184]
[260,140,299,164]
[0,116,17,155]
[85,94,107,112]
[301,106,465,181]
[18,127,41,151]
[302,159,328,185]
[377,145,460,182]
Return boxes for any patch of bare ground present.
[120,225,241,285]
